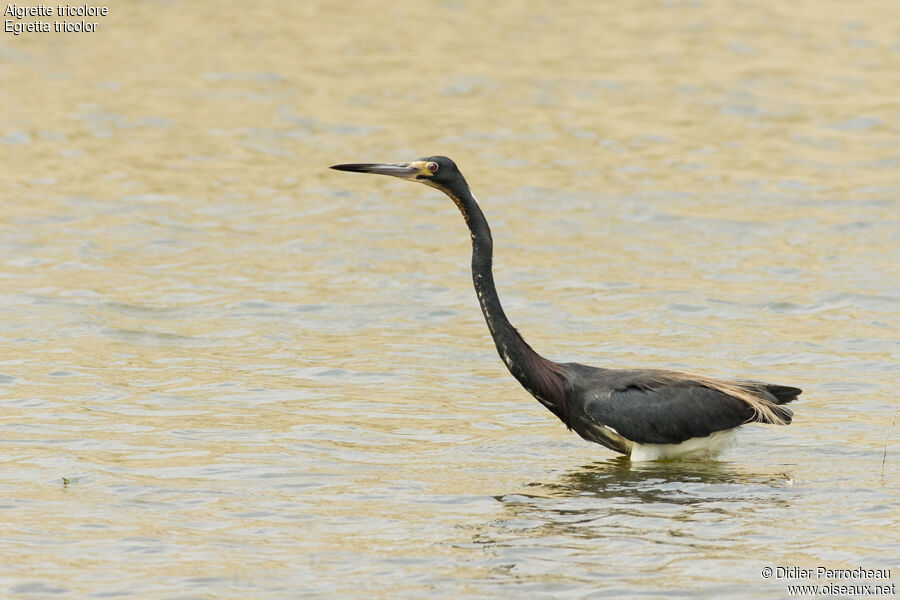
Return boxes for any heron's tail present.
[750,384,801,425]
[765,385,802,404]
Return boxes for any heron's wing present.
[585,381,758,445]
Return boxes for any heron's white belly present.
[629,429,738,461]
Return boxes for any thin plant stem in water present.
[882,416,895,485]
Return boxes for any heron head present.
[330,156,463,191]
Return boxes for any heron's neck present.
[446,182,566,412]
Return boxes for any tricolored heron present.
[330,156,800,460]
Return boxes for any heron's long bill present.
[330,161,432,180]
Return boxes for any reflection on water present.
[495,460,796,546]
[538,458,793,501]
[482,459,794,576]
[2,0,899,598]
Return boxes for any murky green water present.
[1,1,898,598]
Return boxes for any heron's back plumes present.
[644,371,800,426]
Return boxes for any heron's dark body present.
[557,364,797,453]
[331,156,801,460]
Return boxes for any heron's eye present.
[427,162,439,173]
